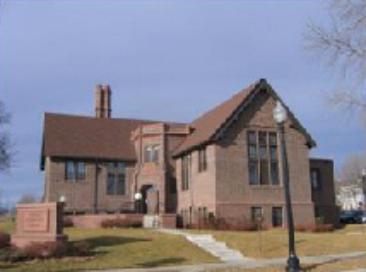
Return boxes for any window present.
[251,206,263,223]
[65,161,85,181]
[310,168,321,190]
[249,162,259,185]
[269,133,279,185]
[65,161,75,180]
[247,131,279,185]
[76,162,85,180]
[181,155,191,190]
[106,162,126,195]
[198,148,207,172]
[272,207,283,227]
[144,144,160,163]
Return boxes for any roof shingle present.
[41,113,185,168]
[172,81,258,156]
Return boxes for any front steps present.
[158,229,249,263]
[185,234,248,263]
[143,215,160,228]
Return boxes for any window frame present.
[247,130,280,186]
[198,147,207,172]
[181,155,191,191]
[106,161,126,196]
[144,144,160,164]
[310,168,321,190]
[251,206,263,223]
[272,206,283,227]
[65,160,86,182]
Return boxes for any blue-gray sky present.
[0,0,364,206]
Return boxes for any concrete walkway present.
[158,228,249,263]
[86,251,366,272]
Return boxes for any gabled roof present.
[40,113,184,169]
[173,79,316,157]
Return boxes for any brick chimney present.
[95,84,111,118]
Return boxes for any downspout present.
[189,153,193,225]
[93,159,99,214]
[162,124,167,214]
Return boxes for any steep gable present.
[173,79,316,157]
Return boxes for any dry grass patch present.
[207,256,366,271]
[192,224,366,258]
[0,222,218,271]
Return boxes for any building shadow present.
[137,257,186,267]
[302,258,341,271]
[265,238,306,254]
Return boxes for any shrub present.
[295,224,308,232]
[188,216,267,231]
[0,232,10,249]
[313,224,334,232]
[101,217,142,228]
[69,241,92,256]
[23,241,68,259]
[0,240,93,262]
[63,217,74,228]
[1,248,28,262]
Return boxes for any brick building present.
[41,79,338,227]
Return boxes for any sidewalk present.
[86,251,366,272]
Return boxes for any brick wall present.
[215,91,315,227]
[310,158,338,224]
[134,123,187,214]
[176,144,217,225]
[44,157,135,213]
[176,91,317,228]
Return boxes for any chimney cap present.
[101,84,111,92]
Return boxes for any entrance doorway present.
[140,185,159,214]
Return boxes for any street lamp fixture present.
[273,101,301,272]
[134,192,142,201]
[134,192,143,213]
[59,195,66,203]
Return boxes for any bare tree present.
[336,153,366,209]
[305,0,366,111]
[339,153,366,184]
[0,101,11,172]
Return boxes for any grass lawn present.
[192,224,366,258]
[208,256,366,271]
[0,220,218,272]
[1,218,366,272]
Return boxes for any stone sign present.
[11,202,67,248]
[23,209,49,232]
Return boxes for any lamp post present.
[134,192,142,214]
[273,101,301,272]
[59,195,66,212]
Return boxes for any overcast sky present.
[0,0,364,206]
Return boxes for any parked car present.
[340,210,364,224]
